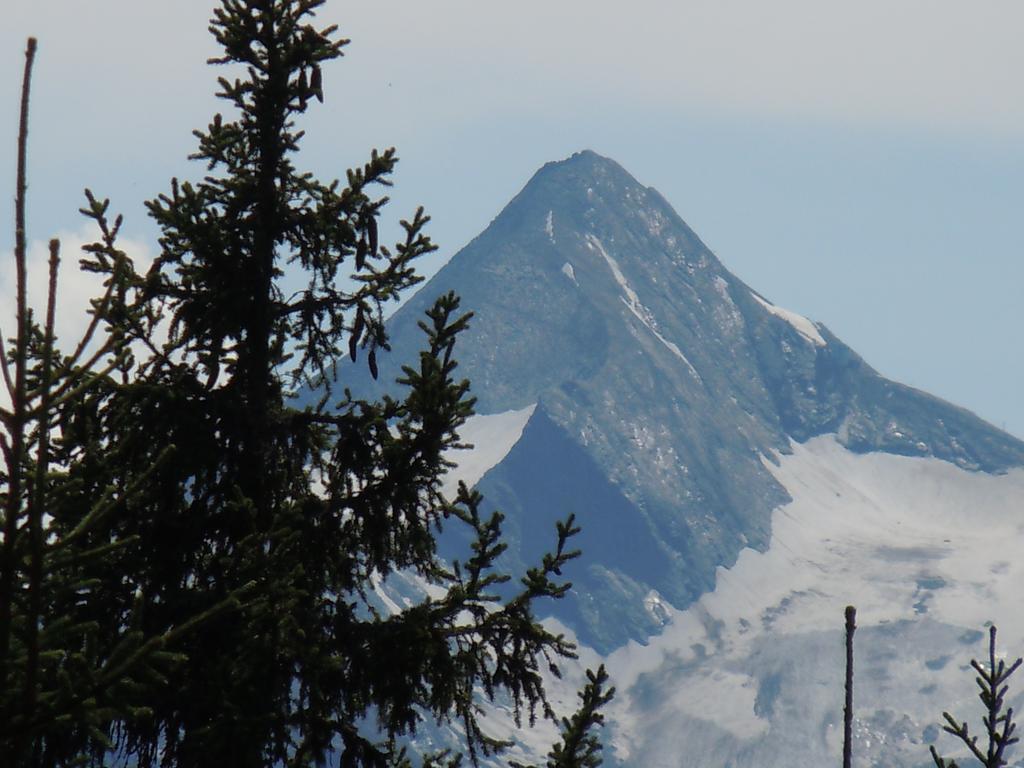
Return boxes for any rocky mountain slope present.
[312,150,1024,766]
[323,150,1024,647]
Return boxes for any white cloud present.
[0,224,154,358]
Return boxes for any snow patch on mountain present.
[561,262,577,284]
[587,235,640,306]
[440,404,536,499]
[586,234,700,381]
[543,435,1024,767]
[751,291,826,347]
[388,432,1024,766]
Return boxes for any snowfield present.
[440,404,536,499]
[454,430,1024,767]
[750,291,826,347]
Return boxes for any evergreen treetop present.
[2,1,613,766]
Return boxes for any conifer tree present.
[32,1,611,766]
[930,626,1021,768]
[0,38,239,768]
[512,666,614,768]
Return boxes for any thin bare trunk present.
[0,36,38,764]
[843,605,857,768]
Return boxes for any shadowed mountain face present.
[316,150,1024,653]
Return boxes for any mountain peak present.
[519,149,652,211]
[489,149,715,287]
[326,152,1024,767]
[539,148,629,177]
[318,150,1024,648]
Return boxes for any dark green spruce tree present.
[1,39,239,768]
[26,1,615,766]
[513,667,614,768]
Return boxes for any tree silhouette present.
[3,2,612,766]
[930,626,1021,768]
[0,38,241,767]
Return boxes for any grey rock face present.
[319,150,1024,652]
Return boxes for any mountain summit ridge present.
[322,150,1024,651]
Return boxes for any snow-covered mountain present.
[323,151,1024,767]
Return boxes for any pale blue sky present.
[3,1,1024,435]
